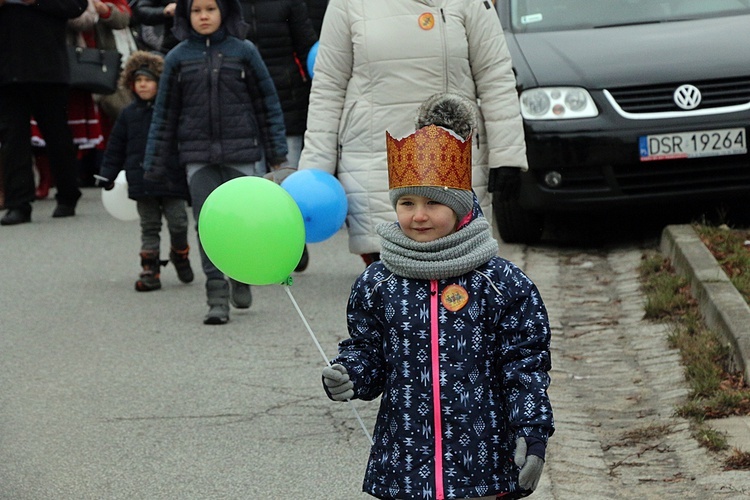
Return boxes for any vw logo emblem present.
[673,84,702,110]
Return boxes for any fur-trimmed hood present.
[119,50,164,91]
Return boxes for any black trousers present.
[0,83,81,211]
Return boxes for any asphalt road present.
[0,188,377,499]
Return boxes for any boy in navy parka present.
[98,50,193,292]
[143,0,290,324]
[322,94,555,500]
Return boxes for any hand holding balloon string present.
[283,286,373,445]
[277,171,371,442]
[198,172,372,443]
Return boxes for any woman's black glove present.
[488,167,521,200]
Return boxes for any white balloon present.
[101,170,139,221]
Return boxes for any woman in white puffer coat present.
[298,0,527,264]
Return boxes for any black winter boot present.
[204,279,230,325]
[135,250,163,292]
[294,245,309,272]
[170,245,194,283]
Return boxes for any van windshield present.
[510,0,750,32]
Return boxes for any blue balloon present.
[281,169,347,243]
[307,41,319,79]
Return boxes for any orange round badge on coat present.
[441,284,469,312]
[418,12,435,30]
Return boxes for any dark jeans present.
[0,83,81,211]
[136,196,189,252]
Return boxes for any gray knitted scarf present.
[376,217,499,280]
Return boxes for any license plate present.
[639,127,747,162]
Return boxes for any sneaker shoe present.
[229,279,252,309]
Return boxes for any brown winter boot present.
[135,250,163,292]
[169,245,194,283]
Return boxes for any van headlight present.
[520,87,598,119]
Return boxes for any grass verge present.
[693,224,750,305]
[638,250,750,469]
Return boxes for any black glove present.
[94,175,115,190]
[488,167,521,200]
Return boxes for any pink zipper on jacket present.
[430,279,445,499]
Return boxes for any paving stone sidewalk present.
[500,242,750,499]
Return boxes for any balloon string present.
[283,286,374,446]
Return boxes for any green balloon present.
[198,176,305,285]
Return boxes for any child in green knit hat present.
[322,93,555,500]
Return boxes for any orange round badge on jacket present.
[418,13,435,30]
[441,284,469,312]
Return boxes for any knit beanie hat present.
[387,93,478,219]
[134,67,158,81]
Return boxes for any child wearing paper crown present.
[322,93,554,500]
[98,50,193,292]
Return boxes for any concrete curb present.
[660,224,750,383]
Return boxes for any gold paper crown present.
[386,125,472,191]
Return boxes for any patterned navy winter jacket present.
[143,0,288,179]
[333,257,554,499]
